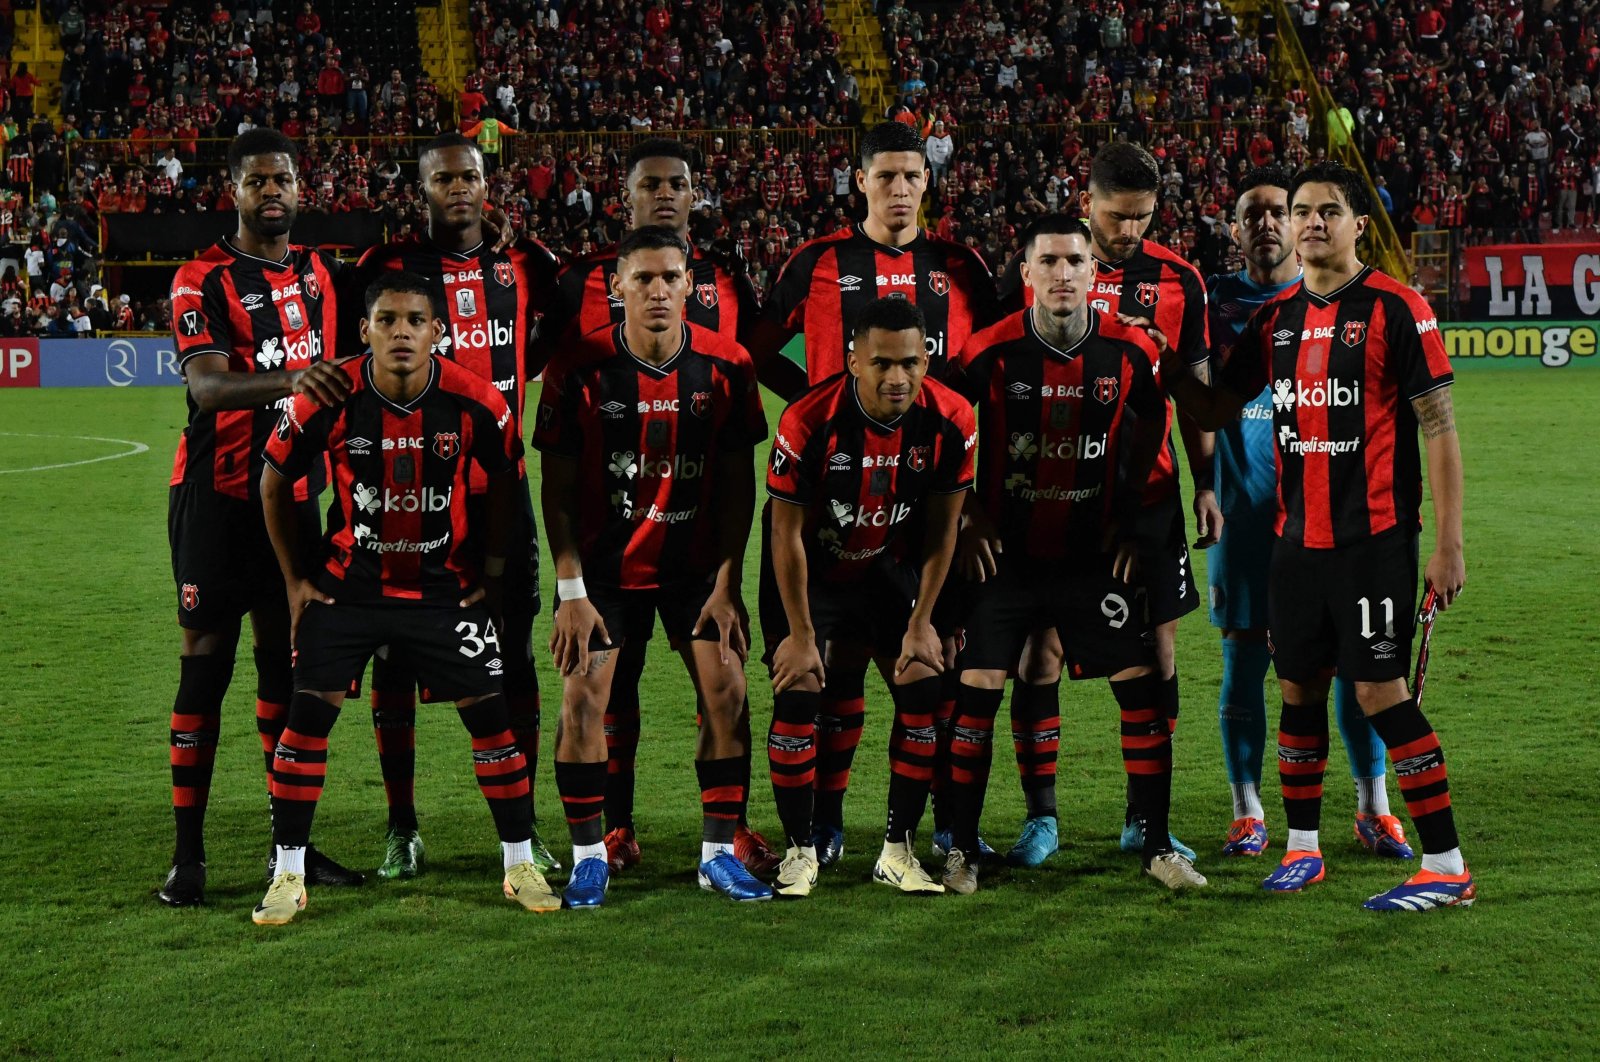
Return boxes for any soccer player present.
[545,137,775,877]
[940,216,1207,894]
[762,297,975,898]
[1150,161,1475,911]
[747,122,997,864]
[534,226,772,908]
[1205,165,1408,859]
[157,128,363,907]
[353,132,563,880]
[254,271,556,925]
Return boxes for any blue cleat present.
[698,851,775,902]
[1221,817,1269,857]
[563,857,610,909]
[1354,813,1415,860]
[811,824,845,868]
[1362,867,1475,912]
[930,830,999,863]
[1262,850,1325,892]
[1120,817,1196,861]
[1005,816,1059,867]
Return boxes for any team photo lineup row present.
[154,122,1473,926]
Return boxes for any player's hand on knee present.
[1111,541,1140,584]
[1424,548,1466,610]
[896,619,944,677]
[694,586,749,666]
[771,635,824,693]
[290,361,353,407]
[551,598,609,676]
[286,577,334,647]
[1192,489,1223,548]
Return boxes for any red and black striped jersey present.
[947,309,1164,562]
[355,235,560,490]
[168,238,342,501]
[763,225,998,384]
[532,323,768,590]
[1216,266,1453,549]
[767,374,976,583]
[547,242,760,343]
[264,356,521,604]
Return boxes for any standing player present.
[157,128,363,907]
[534,227,772,908]
[1153,161,1474,910]
[941,217,1207,894]
[254,271,557,924]
[747,122,998,864]
[544,137,775,877]
[763,297,974,897]
[1205,165,1407,860]
[353,132,562,880]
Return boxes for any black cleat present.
[158,862,207,907]
[266,845,367,886]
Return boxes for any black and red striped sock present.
[170,653,233,865]
[813,672,866,828]
[1366,698,1460,855]
[885,677,940,842]
[1277,700,1330,836]
[253,646,293,791]
[948,683,1004,855]
[603,642,648,831]
[370,688,418,833]
[769,688,820,848]
[929,669,959,832]
[1112,674,1172,862]
[269,691,342,850]
[554,759,607,847]
[1010,680,1061,818]
[696,756,744,845]
[1125,672,1180,816]
[505,674,541,810]
[458,694,533,844]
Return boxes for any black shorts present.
[1136,496,1200,626]
[465,479,542,619]
[295,602,506,701]
[758,550,918,665]
[957,558,1157,680]
[1268,530,1420,683]
[554,577,722,652]
[168,483,319,631]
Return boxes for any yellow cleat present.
[503,861,561,913]
[253,872,307,926]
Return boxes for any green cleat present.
[377,829,426,880]
[530,825,562,875]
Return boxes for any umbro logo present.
[487,658,502,670]
[346,435,373,454]
[1007,381,1032,398]
[240,293,265,310]
[600,400,627,417]
[829,453,852,470]
[1273,329,1296,343]
[838,274,862,286]
[1372,640,1396,653]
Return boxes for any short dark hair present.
[364,270,440,316]
[859,122,925,170]
[626,137,696,178]
[1237,163,1295,202]
[617,224,690,262]
[1088,142,1159,196]
[1023,214,1092,257]
[418,132,483,172]
[1290,161,1372,217]
[850,296,926,343]
[227,128,297,180]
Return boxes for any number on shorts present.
[1357,596,1395,640]
[1101,592,1130,630]
[456,620,503,659]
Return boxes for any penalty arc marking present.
[0,432,151,474]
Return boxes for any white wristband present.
[483,555,506,578]
[558,576,588,600]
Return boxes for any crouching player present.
[763,296,975,897]
[941,216,1207,894]
[254,271,556,925]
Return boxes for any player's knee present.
[180,628,237,658]
[1353,678,1409,716]
[960,668,1008,690]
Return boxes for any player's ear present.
[610,269,624,300]
[1353,214,1368,240]
[431,316,444,346]
[359,315,370,346]
[1078,188,1092,217]
[855,168,866,194]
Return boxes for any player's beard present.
[1248,238,1294,274]
[1088,213,1140,264]
[247,204,297,239]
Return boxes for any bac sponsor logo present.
[638,399,679,413]
[432,432,460,460]
[876,272,916,287]
[1270,377,1361,413]
[927,271,951,297]
[1039,385,1083,398]
[1301,326,1336,341]
[271,281,312,304]
[444,269,485,285]
[1276,426,1360,455]
[383,437,425,450]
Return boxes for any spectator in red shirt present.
[317,57,348,116]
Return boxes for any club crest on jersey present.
[432,432,460,460]
[494,261,515,287]
[906,446,929,472]
[1135,282,1160,307]
[691,391,712,418]
[181,583,199,611]
[696,283,719,308]
[927,271,951,296]
[302,273,321,300]
[1342,320,1367,346]
[1093,376,1120,404]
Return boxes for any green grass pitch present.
[1,369,1596,1057]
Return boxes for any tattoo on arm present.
[1413,387,1456,439]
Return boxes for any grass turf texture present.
[1,370,1596,1057]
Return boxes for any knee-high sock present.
[885,677,941,842]
[769,688,820,848]
[1010,680,1061,819]
[696,756,744,845]
[369,652,418,832]
[1112,673,1173,862]
[813,670,866,828]
[603,640,648,831]
[1366,698,1460,857]
[1333,674,1386,782]
[458,694,533,844]
[1126,672,1180,816]
[269,691,343,850]
[928,669,959,831]
[254,645,292,792]
[948,683,1004,855]
[504,671,541,816]
[170,653,234,865]
[1218,638,1270,789]
[554,759,607,847]
[1278,699,1330,840]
